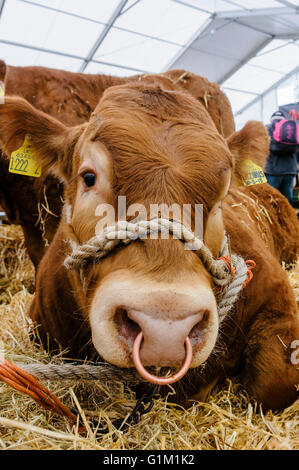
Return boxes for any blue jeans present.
[265,174,294,205]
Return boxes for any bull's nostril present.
[189,310,210,347]
[114,308,141,349]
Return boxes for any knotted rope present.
[64,218,255,321]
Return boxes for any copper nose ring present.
[132,331,193,385]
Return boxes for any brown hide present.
[0,62,235,267]
[30,183,299,411]
[0,83,292,411]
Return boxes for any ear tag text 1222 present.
[9,136,41,178]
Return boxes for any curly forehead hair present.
[93,84,232,211]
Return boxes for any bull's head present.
[0,84,269,378]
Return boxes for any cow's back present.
[3,63,124,125]
[224,183,299,265]
[3,63,235,135]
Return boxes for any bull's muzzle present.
[89,273,219,370]
[132,331,193,385]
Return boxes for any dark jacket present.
[264,122,298,176]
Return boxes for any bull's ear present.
[226,121,270,181]
[0,96,82,181]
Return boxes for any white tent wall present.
[235,69,299,130]
[0,0,298,128]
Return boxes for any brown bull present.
[0,61,235,267]
[0,84,298,411]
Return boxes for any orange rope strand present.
[0,358,83,429]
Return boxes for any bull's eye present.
[83,172,96,188]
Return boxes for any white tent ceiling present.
[0,0,298,116]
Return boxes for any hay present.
[0,224,298,450]
[36,185,59,248]
[0,225,34,303]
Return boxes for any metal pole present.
[0,38,149,74]
[235,64,299,117]
[218,37,273,85]
[79,0,129,73]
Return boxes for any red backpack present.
[272,119,299,145]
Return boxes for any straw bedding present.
[0,224,298,450]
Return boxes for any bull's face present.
[0,85,269,372]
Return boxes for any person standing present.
[264,111,298,205]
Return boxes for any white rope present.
[64,218,251,321]
[20,363,145,383]
[217,255,248,322]
[65,219,231,286]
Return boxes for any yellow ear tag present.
[240,159,267,187]
[9,136,41,178]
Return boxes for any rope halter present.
[64,218,255,385]
[64,218,255,322]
